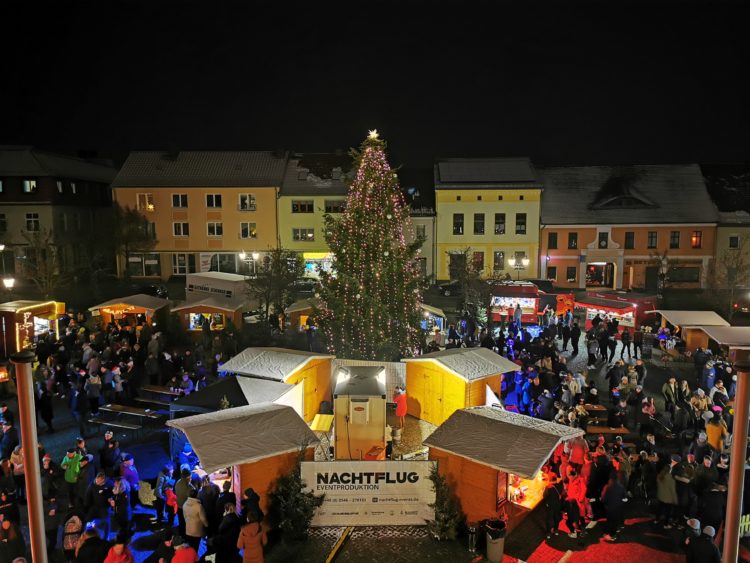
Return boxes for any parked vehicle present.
[438,280,462,297]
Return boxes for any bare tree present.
[19,228,68,298]
[648,250,674,307]
[111,202,158,280]
[245,247,305,321]
[709,237,750,318]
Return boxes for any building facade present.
[434,157,543,281]
[408,208,436,280]
[278,153,350,278]
[111,151,287,280]
[0,146,116,281]
[540,164,718,290]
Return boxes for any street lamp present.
[508,256,530,280]
[3,278,15,291]
[239,251,247,261]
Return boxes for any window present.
[456,196,461,201]
[547,232,558,249]
[598,232,608,249]
[568,232,578,249]
[137,193,154,211]
[240,222,257,239]
[473,213,485,235]
[477,195,482,201]
[547,266,557,281]
[23,179,37,193]
[61,213,68,231]
[172,253,195,275]
[515,213,527,235]
[566,266,577,282]
[416,225,426,239]
[729,235,740,249]
[172,194,188,208]
[647,231,657,248]
[472,251,484,272]
[71,182,77,194]
[668,266,700,283]
[0,180,3,192]
[173,222,190,237]
[292,228,315,241]
[56,181,63,193]
[292,200,314,213]
[239,193,256,211]
[127,252,161,277]
[493,251,505,271]
[519,195,524,201]
[146,222,157,240]
[497,195,503,201]
[494,213,506,235]
[0,214,6,233]
[207,222,223,237]
[206,194,222,208]
[325,200,345,213]
[670,231,680,249]
[691,231,703,249]
[624,231,635,249]
[452,213,464,235]
[25,213,40,232]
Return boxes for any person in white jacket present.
[182,488,208,552]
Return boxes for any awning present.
[219,347,334,380]
[698,326,750,350]
[402,348,520,381]
[650,310,730,328]
[89,294,169,313]
[424,407,584,479]
[166,403,319,473]
[171,376,294,413]
[420,303,446,318]
[285,298,320,315]
[574,296,633,310]
[172,296,249,313]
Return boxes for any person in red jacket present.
[103,533,134,563]
[171,535,199,563]
[565,469,588,538]
[394,387,407,429]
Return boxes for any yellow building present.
[278,153,351,277]
[111,151,287,280]
[434,158,543,281]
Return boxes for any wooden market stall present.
[166,403,318,516]
[698,326,750,364]
[574,292,657,332]
[219,347,334,423]
[88,294,169,330]
[171,296,249,334]
[402,348,520,426]
[168,376,304,459]
[0,300,66,358]
[650,310,730,351]
[284,298,320,332]
[424,406,584,531]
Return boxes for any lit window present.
[452,214,464,235]
[23,179,37,193]
[207,222,223,237]
[691,231,702,249]
[292,228,315,241]
[173,222,190,237]
[172,194,188,208]
[206,194,222,208]
[494,214,505,235]
[137,193,155,211]
[240,222,257,239]
[292,200,314,213]
[239,194,256,211]
[493,251,505,272]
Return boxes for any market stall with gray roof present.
[219,347,334,380]
[401,347,520,381]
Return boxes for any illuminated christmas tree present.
[316,131,425,360]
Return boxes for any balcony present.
[238,205,257,212]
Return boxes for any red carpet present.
[560,541,684,562]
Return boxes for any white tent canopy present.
[424,406,584,479]
[284,298,320,315]
[171,296,249,313]
[166,403,319,473]
[419,303,446,319]
[651,310,730,328]
[402,347,520,381]
[699,326,750,350]
[89,294,169,312]
[219,347,333,381]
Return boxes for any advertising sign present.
[301,460,436,526]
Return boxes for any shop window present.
[472,251,484,272]
[137,193,154,211]
[515,213,527,235]
[624,231,635,249]
[729,235,740,249]
[0,213,6,233]
[568,232,578,249]
[188,312,226,331]
[473,213,485,235]
[207,222,223,237]
[668,266,700,283]
[172,253,195,275]
[452,213,464,235]
[23,179,37,193]
[292,200,314,213]
[172,194,188,208]
[670,231,680,249]
[494,213,505,235]
[173,222,190,237]
[547,232,558,249]
[566,266,577,282]
[293,228,315,241]
[240,222,257,239]
[325,200,346,213]
[239,193,256,211]
[547,266,557,281]
[647,231,658,248]
[691,231,702,249]
[493,251,505,272]
[127,252,160,277]
[25,213,40,232]
[206,194,222,208]
[207,253,238,273]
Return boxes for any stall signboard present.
[301,460,436,526]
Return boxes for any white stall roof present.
[285,298,320,315]
[166,403,318,472]
[89,294,169,312]
[424,407,584,479]
[171,296,248,313]
[219,347,333,380]
[420,303,446,318]
[699,326,750,350]
[171,376,294,413]
[402,347,519,381]
[652,310,730,328]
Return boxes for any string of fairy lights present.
[316,132,424,360]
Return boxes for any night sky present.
[3,2,749,169]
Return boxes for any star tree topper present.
[368,129,379,140]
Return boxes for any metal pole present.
[723,361,750,563]
[11,349,47,563]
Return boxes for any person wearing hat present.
[694,456,719,495]
[687,525,721,563]
[241,487,263,522]
[705,410,729,454]
[74,454,97,509]
[41,453,59,500]
[85,472,112,541]
[674,453,699,520]
[100,438,121,478]
[585,385,599,405]
[179,443,199,470]
[684,517,701,550]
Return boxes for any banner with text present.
[301,460,436,526]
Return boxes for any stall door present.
[440,375,466,425]
[302,372,318,422]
